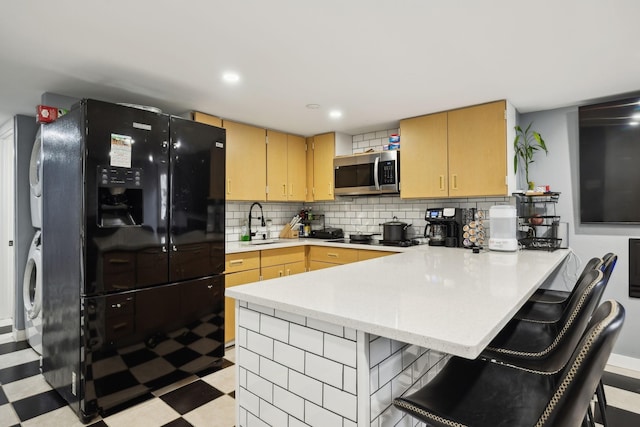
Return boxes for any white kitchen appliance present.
[489,205,518,252]
[23,230,42,354]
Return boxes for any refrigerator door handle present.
[161,140,169,153]
[162,245,167,253]
[172,245,178,252]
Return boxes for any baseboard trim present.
[608,353,640,372]
[13,328,26,342]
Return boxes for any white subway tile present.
[239,386,260,416]
[306,318,344,337]
[260,356,288,389]
[290,323,324,355]
[402,345,421,370]
[289,369,323,404]
[246,370,273,402]
[238,347,260,374]
[379,350,403,386]
[370,365,379,392]
[304,400,343,427]
[353,134,363,142]
[391,339,406,354]
[259,399,288,427]
[370,381,392,421]
[237,367,247,391]
[324,334,357,368]
[238,326,248,348]
[259,313,289,343]
[412,352,432,381]
[274,341,305,373]
[246,411,270,427]
[247,330,274,359]
[323,383,357,421]
[274,309,306,326]
[391,366,413,399]
[344,420,357,427]
[364,132,376,140]
[238,307,260,332]
[305,352,343,389]
[274,385,305,420]
[344,366,357,394]
[289,416,311,427]
[239,407,247,427]
[375,131,388,139]
[369,337,392,368]
[377,404,405,427]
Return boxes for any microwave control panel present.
[380,160,396,184]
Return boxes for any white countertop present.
[226,246,571,359]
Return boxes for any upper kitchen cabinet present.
[222,120,266,201]
[400,100,514,199]
[266,130,306,201]
[400,112,448,198]
[305,136,314,202]
[447,100,508,197]
[311,132,336,201]
[191,111,223,128]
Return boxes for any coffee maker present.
[425,208,462,247]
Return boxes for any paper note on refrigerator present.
[110,134,133,168]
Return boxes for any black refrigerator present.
[41,99,226,422]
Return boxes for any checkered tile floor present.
[0,324,237,427]
[2,322,640,426]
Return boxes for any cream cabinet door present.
[447,100,507,197]
[223,120,266,201]
[225,269,260,343]
[312,133,335,201]
[266,130,288,201]
[400,112,448,198]
[192,111,222,128]
[287,134,306,201]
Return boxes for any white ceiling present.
[1,1,639,136]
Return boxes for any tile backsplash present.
[225,129,513,242]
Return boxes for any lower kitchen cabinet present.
[224,251,260,344]
[357,250,397,261]
[261,246,306,279]
[308,246,359,270]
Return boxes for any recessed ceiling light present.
[306,104,321,109]
[630,121,639,126]
[222,72,240,83]
[329,110,342,119]
[632,113,640,120]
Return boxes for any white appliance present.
[23,230,42,354]
[29,128,42,229]
[489,205,518,252]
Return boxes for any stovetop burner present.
[327,238,422,247]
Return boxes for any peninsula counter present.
[226,246,571,427]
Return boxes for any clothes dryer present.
[29,128,42,228]
[23,230,42,354]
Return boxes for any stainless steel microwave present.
[334,151,400,196]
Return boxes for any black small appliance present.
[425,208,462,247]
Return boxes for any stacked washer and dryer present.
[23,128,43,354]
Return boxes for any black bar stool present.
[393,300,625,427]
[516,254,615,323]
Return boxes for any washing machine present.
[23,231,42,354]
[29,128,42,229]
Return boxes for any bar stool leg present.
[596,380,608,427]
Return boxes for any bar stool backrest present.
[537,300,625,426]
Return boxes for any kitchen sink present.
[248,239,279,245]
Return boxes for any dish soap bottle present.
[240,220,250,241]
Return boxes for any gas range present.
[327,238,427,248]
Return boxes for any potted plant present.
[514,122,548,191]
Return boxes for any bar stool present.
[393,300,625,427]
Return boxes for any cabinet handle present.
[279,270,283,277]
[227,179,231,195]
[451,174,458,190]
[439,175,445,191]
[286,268,291,276]
[327,252,338,258]
[229,259,244,266]
[282,184,287,196]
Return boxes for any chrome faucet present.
[248,202,266,241]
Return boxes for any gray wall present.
[522,106,640,359]
[13,115,38,331]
